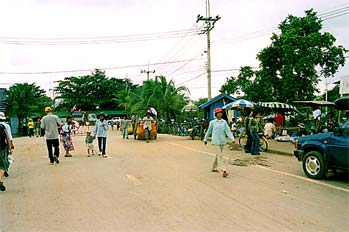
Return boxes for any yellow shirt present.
[28,121,34,129]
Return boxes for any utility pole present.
[141,62,155,81]
[197,0,220,101]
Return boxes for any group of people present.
[40,107,110,164]
[40,106,159,167]
[117,109,157,143]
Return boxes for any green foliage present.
[221,9,346,103]
[6,83,50,124]
[127,75,190,124]
[54,69,136,111]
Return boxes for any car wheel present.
[302,151,326,179]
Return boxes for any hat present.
[98,112,105,117]
[298,123,305,128]
[45,106,52,112]
[0,112,5,120]
[214,108,223,115]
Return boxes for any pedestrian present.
[143,112,154,143]
[0,124,14,191]
[204,108,235,178]
[264,118,276,139]
[121,116,129,139]
[296,123,308,137]
[27,119,35,137]
[85,131,97,157]
[275,111,285,135]
[312,107,321,133]
[0,112,14,179]
[61,116,75,157]
[34,118,42,137]
[249,111,263,155]
[131,112,139,139]
[243,111,253,153]
[327,111,337,132]
[40,106,62,165]
[230,118,237,136]
[93,112,109,158]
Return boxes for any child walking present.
[85,131,96,157]
[204,108,235,178]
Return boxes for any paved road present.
[1,130,348,232]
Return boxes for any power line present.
[156,23,198,62]
[0,28,202,45]
[0,59,202,75]
[213,6,348,46]
[177,72,206,85]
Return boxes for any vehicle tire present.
[239,136,247,149]
[302,151,326,179]
[259,136,268,152]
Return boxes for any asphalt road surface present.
[1,129,348,232]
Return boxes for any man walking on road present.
[93,112,109,157]
[204,108,235,178]
[41,107,62,164]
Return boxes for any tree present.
[54,69,136,111]
[6,83,49,131]
[221,9,346,103]
[127,76,189,125]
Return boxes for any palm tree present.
[153,75,190,124]
[6,83,49,133]
[127,76,189,129]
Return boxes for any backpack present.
[0,124,7,150]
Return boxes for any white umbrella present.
[222,99,258,109]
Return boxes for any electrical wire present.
[0,28,202,45]
[0,58,202,75]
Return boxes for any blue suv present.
[294,119,349,179]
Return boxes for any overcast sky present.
[0,0,348,100]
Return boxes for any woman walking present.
[61,116,75,157]
[204,108,235,178]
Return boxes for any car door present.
[327,121,349,169]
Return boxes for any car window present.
[340,119,349,135]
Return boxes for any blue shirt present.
[93,119,108,137]
[204,119,235,145]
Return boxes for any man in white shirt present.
[41,107,62,164]
[143,112,154,143]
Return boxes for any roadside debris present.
[230,156,270,167]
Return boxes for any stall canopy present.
[293,100,335,107]
[222,99,258,109]
[259,102,296,110]
[334,96,349,110]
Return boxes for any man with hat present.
[93,112,109,157]
[41,106,62,164]
[204,108,235,178]
[296,123,308,137]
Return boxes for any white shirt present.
[313,109,321,120]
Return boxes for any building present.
[199,93,236,121]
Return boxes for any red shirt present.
[275,114,284,127]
